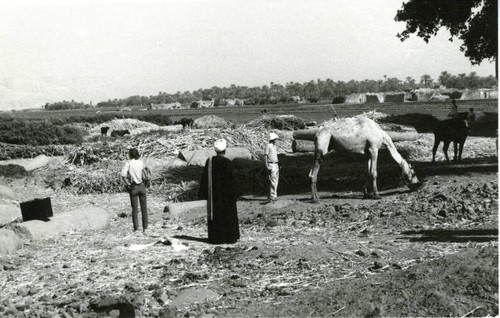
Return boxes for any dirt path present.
[0,158,497,317]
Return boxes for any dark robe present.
[198,155,240,244]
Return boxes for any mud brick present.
[20,197,53,222]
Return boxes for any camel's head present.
[401,161,420,188]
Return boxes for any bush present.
[0,117,86,145]
[332,96,346,104]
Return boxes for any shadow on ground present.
[156,153,497,201]
[399,228,498,243]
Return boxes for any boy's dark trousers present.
[129,183,148,231]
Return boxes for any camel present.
[309,117,420,202]
[432,117,469,163]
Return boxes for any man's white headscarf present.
[214,139,227,152]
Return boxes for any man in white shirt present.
[265,132,280,202]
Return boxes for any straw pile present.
[88,118,181,137]
[193,115,231,129]
[320,111,388,126]
[119,127,292,160]
[245,115,307,131]
[66,143,127,165]
[63,160,124,195]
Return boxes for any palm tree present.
[420,74,433,88]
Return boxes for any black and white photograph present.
[0,0,498,317]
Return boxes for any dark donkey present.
[432,114,472,163]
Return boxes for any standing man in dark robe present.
[448,99,458,117]
[198,139,240,244]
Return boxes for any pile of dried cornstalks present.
[193,115,232,129]
[246,115,308,131]
[67,125,293,165]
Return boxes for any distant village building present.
[344,93,366,104]
[190,99,215,108]
[221,99,235,106]
[460,89,491,100]
[365,93,384,103]
[383,92,405,103]
[151,102,182,110]
[222,98,244,106]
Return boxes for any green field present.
[4,99,498,135]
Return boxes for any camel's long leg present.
[443,141,450,162]
[309,152,322,202]
[363,155,371,197]
[369,148,380,199]
[309,131,330,202]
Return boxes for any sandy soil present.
[0,152,497,317]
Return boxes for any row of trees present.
[43,100,94,110]
[44,71,497,110]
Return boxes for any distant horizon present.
[0,0,496,110]
[1,69,498,111]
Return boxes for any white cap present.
[214,139,227,152]
[269,132,279,140]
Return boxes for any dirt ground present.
[0,150,498,317]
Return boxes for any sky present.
[0,0,496,109]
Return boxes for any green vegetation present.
[396,0,497,74]
[44,100,93,110]
[0,112,174,145]
[8,113,173,126]
[0,115,86,145]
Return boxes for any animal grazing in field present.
[176,118,194,129]
[432,117,469,163]
[309,117,420,202]
[110,129,131,137]
[101,126,110,137]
